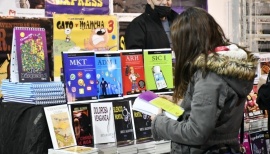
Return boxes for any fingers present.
[159,95,173,102]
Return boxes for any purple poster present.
[45,0,109,17]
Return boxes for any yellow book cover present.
[53,14,119,81]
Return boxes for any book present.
[95,51,123,100]
[90,102,116,144]
[70,104,94,146]
[121,49,146,96]
[53,14,118,81]
[48,146,98,154]
[238,132,252,154]
[0,0,45,17]
[132,91,184,120]
[10,27,50,82]
[250,131,267,154]
[112,99,135,142]
[143,48,173,92]
[129,97,153,140]
[45,0,109,17]
[44,104,77,150]
[62,51,98,103]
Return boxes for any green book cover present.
[143,48,173,91]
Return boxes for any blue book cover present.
[95,52,123,99]
[62,51,98,103]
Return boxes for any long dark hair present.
[171,7,229,103]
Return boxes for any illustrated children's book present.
[44,104,77,150]
[10,27,50,82]
[121,49,146,96]
[62,51,98,103]
[143,48,173,92]
[133,91,184,120]
[90,102,116,144]
[53,14,118,81]
[45,0,109,17]
[250,131,267,154]
[95,51,123,99]
[70,104,94,146]
[112,99,135,143]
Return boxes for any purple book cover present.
[15,27,50,82]
[138,91,158,102]
[45,0,109,17]
[250,131,267,154]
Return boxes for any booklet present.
[132,91,184,120]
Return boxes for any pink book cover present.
[121,50,146,96]
[238,132,252,154]
[14,27,50,82]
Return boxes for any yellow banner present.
[53,14,119,81]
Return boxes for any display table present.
[0,102,53,154]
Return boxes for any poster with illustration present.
[53,14,118,81]
[0,0,45,17]
[45,0,109,17]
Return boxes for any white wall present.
[208,0,240,44]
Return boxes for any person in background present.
[151,7,258,154]
[125,0,178,49]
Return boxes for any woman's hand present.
[150,108,163,121]
[159,95,173,102]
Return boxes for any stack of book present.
[1,79,66,105]
[48,146,99,154]
[155,140,171,153]
[94,143,117,154]
[117,141,137,154]
[135,140,156,154]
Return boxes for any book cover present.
[245,85,263,118]
[133,91,184,120]
[44,104,77,150]
[45,0,109,17]
[129,97,152,140]
[250,131,267,154]
[143,48,173,92]
[53,14,118,81]
[121,49,146,96]
[70,104,94,146]
[62,51,98,103]
[238,132,252,154]
[90,102,116,144]
[112,99,135,142]
[259,53,270,80]
[264,131,270,154]
[11,27,50,82]
[0,0,45,17]
[95,51,123,99]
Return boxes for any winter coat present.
[151,45,258,154]
[124,4,178,49]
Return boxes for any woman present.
[151,7,258,153]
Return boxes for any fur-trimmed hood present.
[194,44,258,97]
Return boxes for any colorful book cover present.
[238,132,252,154]
[45,0,109,17]
[70,104,94,146]
[259,53,270,80]
[245,85,263,118]
[0,0,45,17]
[118,22,130,50]
[13,27,50,82]
[112,99,135,142]
[95,51,123,99]
[121,49,146,96]
[44,104,77,150]
[143,48,173,92]
[90,102,116,144]
[133,91,184,120]
[53,14,118,81]
[129,97,152,140]
[62,51,98,103]
[250,131,267,154]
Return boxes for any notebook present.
[10,27,50,82]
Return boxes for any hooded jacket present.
[151,45,258,154]
[125,4,178,49]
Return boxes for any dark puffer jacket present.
[125,4,178,49]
